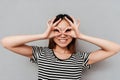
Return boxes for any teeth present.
[59,39,66,43]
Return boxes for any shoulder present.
[75,51,91,59]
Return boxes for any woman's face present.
[53,19,73,48]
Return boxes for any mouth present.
[58,39,67,44]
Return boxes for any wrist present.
[42,33,48,39]
[78,33,86,40]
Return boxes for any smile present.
[59,39,67,43]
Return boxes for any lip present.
[58,39,67,43]
[57,37,68,39]
[58,39,67,40]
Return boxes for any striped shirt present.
[30,46,91,80]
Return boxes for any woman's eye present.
[54,29,59,32]
[65,29,71,32]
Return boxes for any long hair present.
[48,14,76,53]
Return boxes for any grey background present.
[0,0,120,80]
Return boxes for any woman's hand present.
[43,18,62,39]
[64,16,81,39]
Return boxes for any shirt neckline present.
[51,49,74,61]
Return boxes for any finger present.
[51,17,56,23]
[47,22,54,32]
[47,20,51,25]
[53,27,61,33]
[47,17,56,27]
[54,33,62,37]
[70,16,80,26]
[76,19,80,26]
[64,27,72,30]
[57,33,62,36]
[48,17,56,25]
[47,22,50,29]
[70,16,76,23]
[54,27,61,30]
[64,33,72,37]
[64,17,73,26]
[64,27,72,33]
[53,18,61,27]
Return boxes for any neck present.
[54,46,68,54]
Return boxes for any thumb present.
[54,33,62,37]
[64,33,71,36]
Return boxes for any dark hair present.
[48,14,76,53]
[53,14,74,23]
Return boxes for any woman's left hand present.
[64,16,81,39]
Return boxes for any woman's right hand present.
[43,18,62,39]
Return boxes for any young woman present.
[1,14,120,80]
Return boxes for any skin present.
[53,20,73,49]
[52,19,74,60]
[1,16,120,65]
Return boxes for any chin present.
[57,44,68,48]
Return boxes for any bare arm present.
[65,16,120,65]
[79,34,120,64]
[0,34,46,58]
[0,18,62,58]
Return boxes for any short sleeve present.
[82,51,91,69]
[30,46,43,64]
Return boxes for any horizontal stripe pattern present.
[30,46,91,80]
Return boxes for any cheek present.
[53,38,58,43]
[68,38,73,43]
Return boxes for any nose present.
[59,32,67,38]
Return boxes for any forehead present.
[56,19,70,29]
